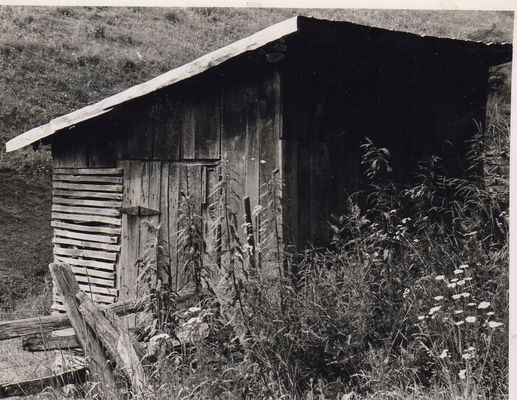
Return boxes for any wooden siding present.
[52,168,123,312]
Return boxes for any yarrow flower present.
[447,283,457,289]
[454,269,464,275]
[439,349,449,359]
[460,292,470,298]
[488,321,503,329]
[418,315,426,320]
[434,296,444,301]
[454,310,463,314]
[457,280,466,286]
[478,301,490,309]
[429,306,442,315]
[452,294,462,300]
[435,275,445,281]
[486,311,495,316]
[464,277,473,281]
[465,316,477,323]
[455,321,465,326]
[467,303,477,307]
[459,369,467,380]
[459,264,469,269]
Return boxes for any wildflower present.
[452,294,462,300]
[451,278,459,283]
[462,353,473,360]
[434,296,444,301]
[467,347,475,351]
[188,306,201,313]
[464,277,473,281]
[260,159,266,164]
[459,264,469,269]
[454,310,463,314]
[459,369,467,380]
[418,315,426,320]
[488,321,503,329]
[460,292,470,298]
[403,288,410,298]
[435,275,445,281]
[457,280,466,286]
[439,349,449,359]
[413,239,420,243]
[477,301,490,309]
[447,283,457,289]
[467,303,476,307]
[429,306,442,315]
[454,269,464,275]
[455,321,465,326]
[465,316,477,323]
[486,311,495,316]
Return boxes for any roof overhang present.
[5,15,512,153]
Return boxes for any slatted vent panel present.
[51,168,123,312]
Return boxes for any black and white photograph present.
[0,4,513,400]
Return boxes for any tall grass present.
[142,109,509,399]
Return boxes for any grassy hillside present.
[0,7,512,306]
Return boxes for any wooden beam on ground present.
[77,292,152,396]
[49,263,119,397]
[0,367,87,398]
[18,291,202,351]
[23,328,81,352]
[0,296,148,340]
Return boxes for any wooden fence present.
[0,263,199,399]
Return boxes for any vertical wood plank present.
[159,163,171,285]
[153,93,181,161]
[257,68,282,275]
[119,160,143,299]
[181,97,196,160]
[280,139,298,250]
[50,263,118,396]
[195,77,221,160]
[168,164,180,291]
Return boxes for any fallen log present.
[50,263,119,397]
[0,367,87,399]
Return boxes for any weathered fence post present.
[49,263,119,398]
[77,292,152,397]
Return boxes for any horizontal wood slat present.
[51,221,121,235]
[53,197,122,208]
[73,274,115,287]
[52,212,122,226]
[53,237,120,252]
[77,284,118,296]
[53,175,123,184]
[52,204,120,217]
[53,189,123,200]
[53,182,123,192]
[54,168,123,175]
[55,255,115,271]
[54,292,115,305]
[54,246,118,262]
[53,228,118,244]
[69,265,115,280]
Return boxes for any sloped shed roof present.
[5,15,512,153]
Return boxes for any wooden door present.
[118,160,219,299]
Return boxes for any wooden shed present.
[5,16,512,311]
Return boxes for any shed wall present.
[51,54,283,301]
